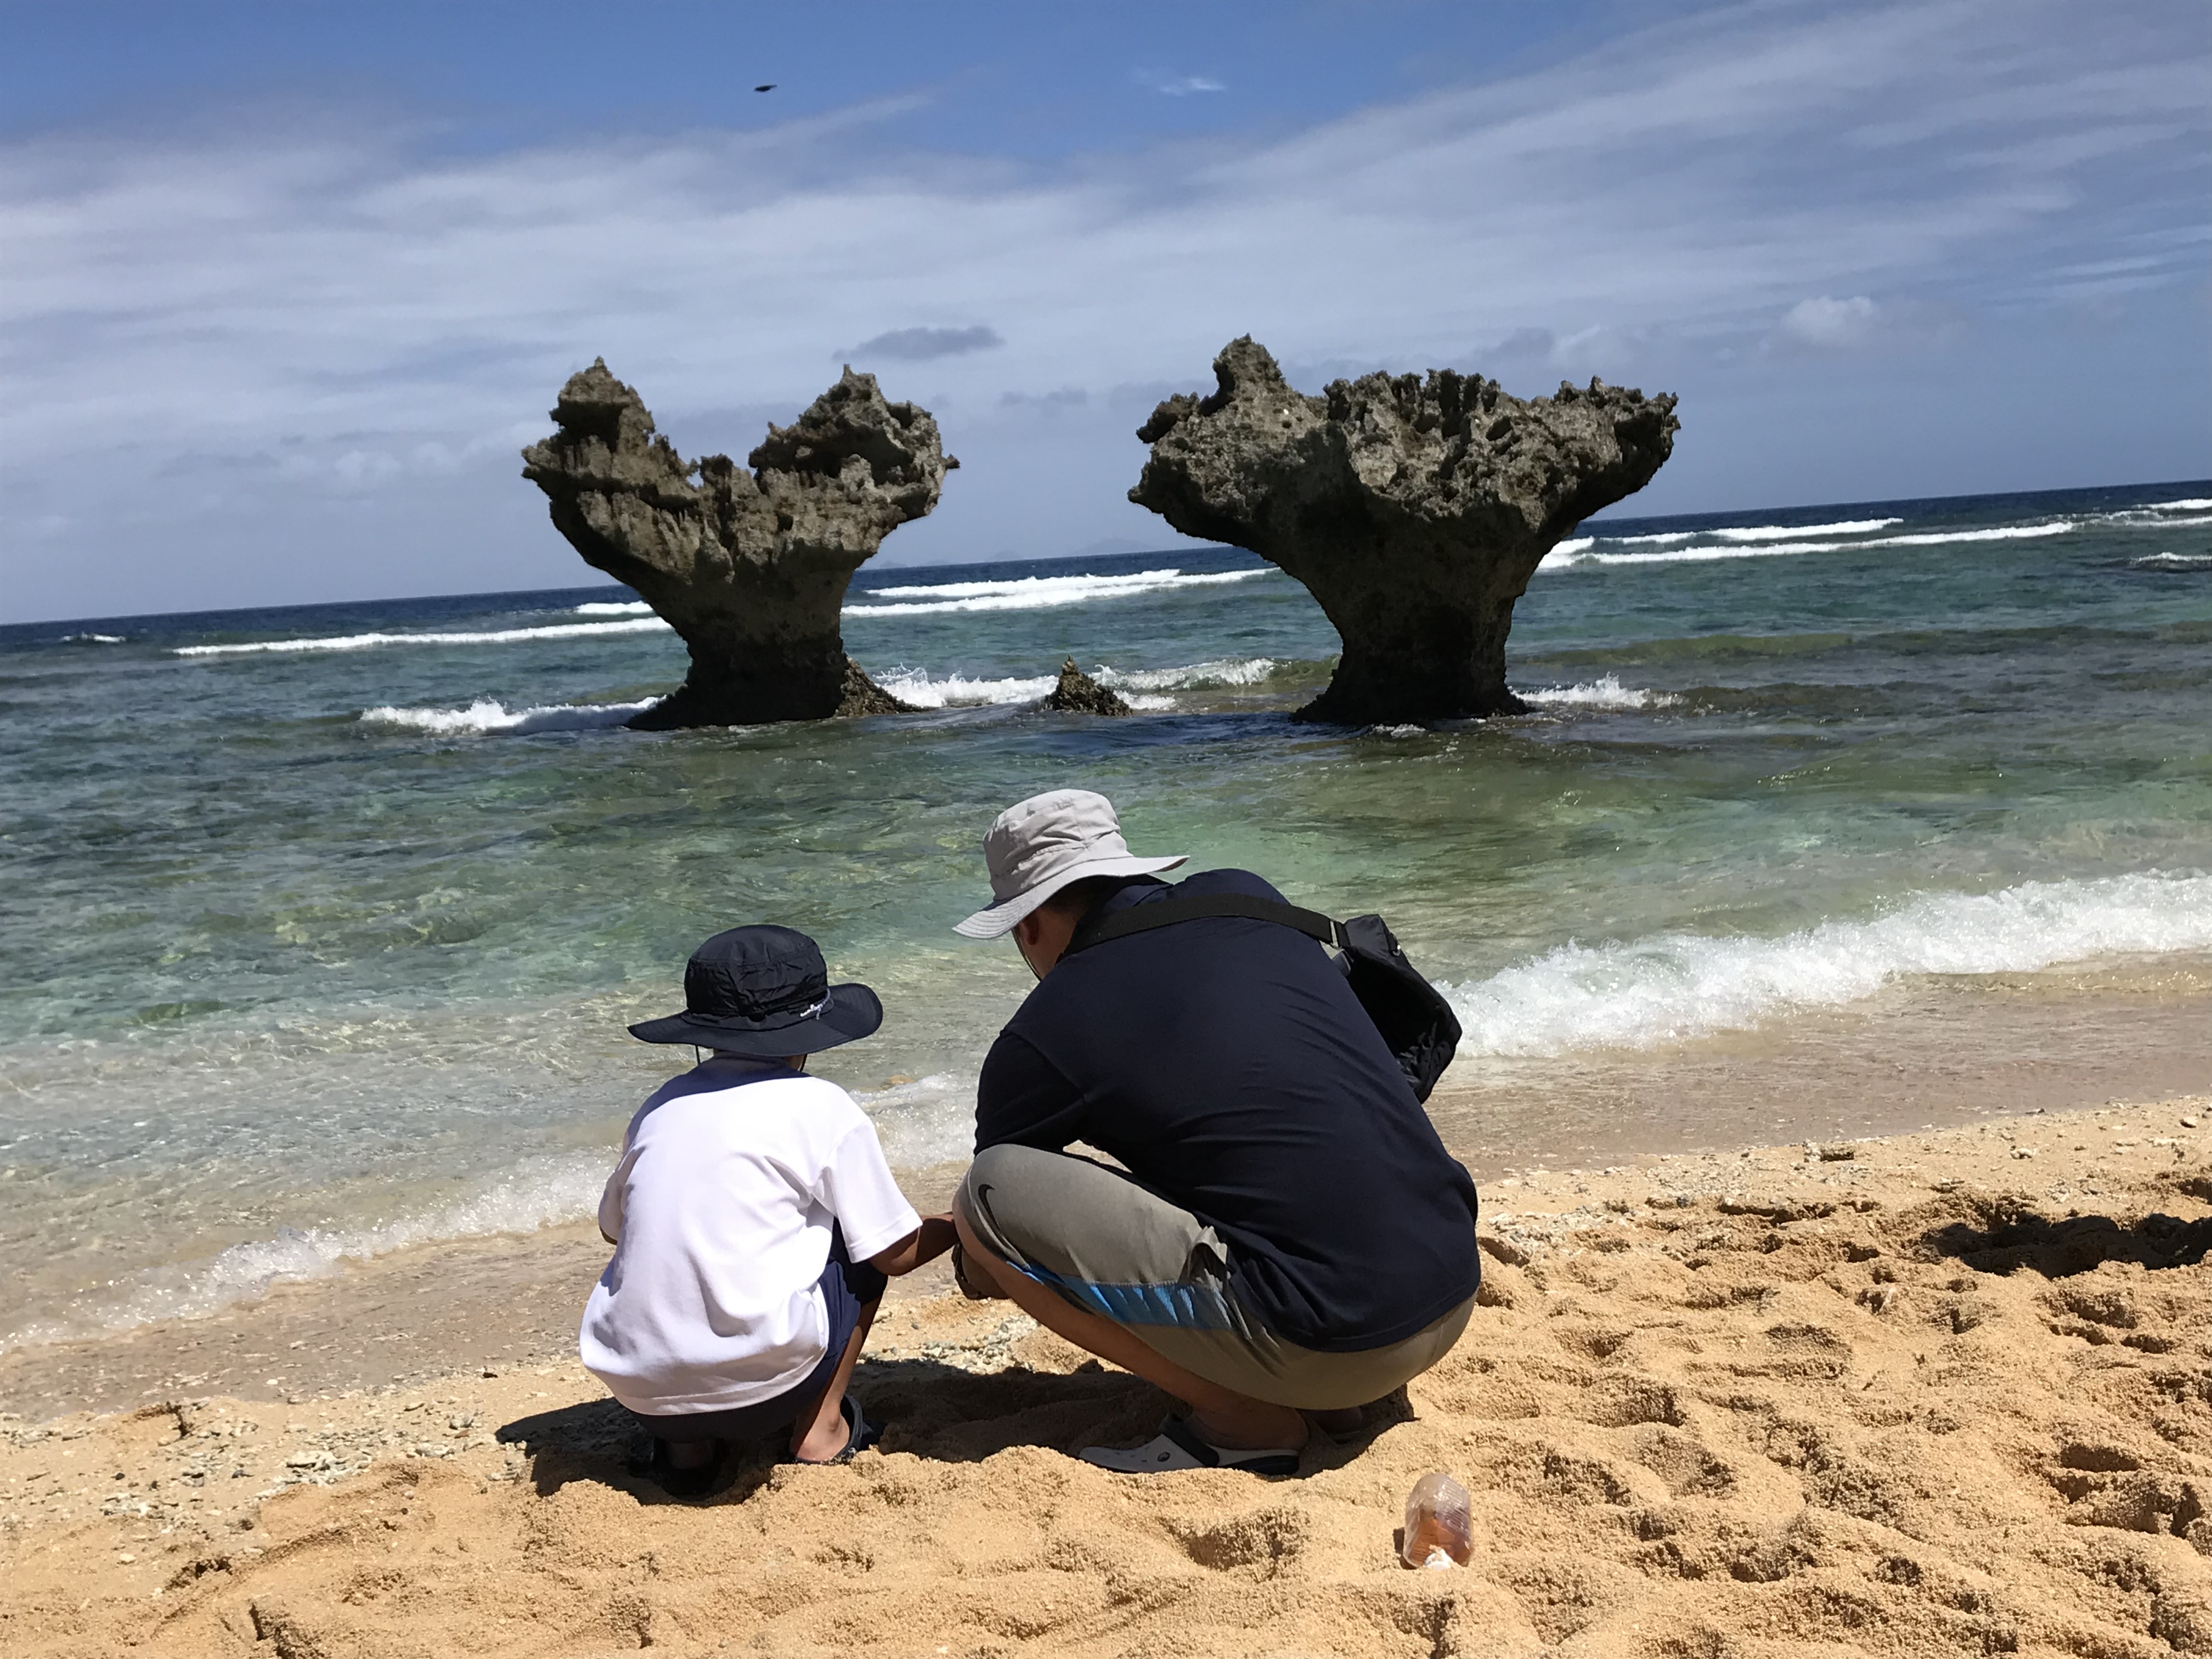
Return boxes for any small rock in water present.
[1041,659,1132,717]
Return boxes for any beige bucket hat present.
[953,789,1187,939]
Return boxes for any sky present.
[2,0,2206,623]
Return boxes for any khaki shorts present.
[956,1143,1471,1410]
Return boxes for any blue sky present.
[2,0,2205,622]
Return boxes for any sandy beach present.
[3,1094,2206,1658]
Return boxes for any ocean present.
[2,480,2208,1355]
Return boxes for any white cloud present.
[0,0,2204,617]
[1778,295,1882,349]
[1139,71,1226,95]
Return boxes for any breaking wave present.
[573,601,654,615]
[844,567,1269,617]
[1547,521,2077,569]
[873,656,1279,711]
[855,1073,978,1169]
[1519,675,1680,710]
[60,632,127,644]
[177,618,672,656]
[1101,657,1280,691]
[1608,517,1902,546]
[1446,870,2212,1059]
[877,669,1056,708]
[359,698,660,734]
[2134,552,2212,572]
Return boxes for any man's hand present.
[869,1214,958,1278]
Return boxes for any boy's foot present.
[1080,1415,1303,1477]
[647,1437,723,1499]
[791,1397,883,1465]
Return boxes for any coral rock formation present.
[1041,658,1132,716]
[522,359,955,727]
[1130,337,1678,724]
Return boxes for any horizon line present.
[5,473,2205,634]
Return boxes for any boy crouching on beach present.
[580,925,954,1496]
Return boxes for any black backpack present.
[1062,893,1464,1102]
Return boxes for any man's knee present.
[953,1150,1023,1299]
[955,1143,1036,1257]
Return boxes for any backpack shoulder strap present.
[1064,893,1343,956]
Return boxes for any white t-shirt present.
[579,1058,921,1415]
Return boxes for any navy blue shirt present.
[974,870,1480,1351]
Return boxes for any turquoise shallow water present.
[2,481,2208,1347]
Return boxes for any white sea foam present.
[854,1073,978,1169]
[1098,657,1279,691]
[0,1154,608,1355]
[573,600,655,615]
[2112,512,2212,530]
[1549,520,2078,568]
[60,632,127,644]
[1607,518,1900,547]
[845,567,1269,617]
[1519,675,1680,710]
[359,698,661,735]
[1445,870,2212,1059]
[1870,521,2077,546]
[2141,496,2212,512]
[2134,552,2212,571]
[177,617,673,656]
[876,656,1274,710]
[877,669,1057,708]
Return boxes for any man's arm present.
[974,1030,1088,1154]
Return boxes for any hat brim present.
[628,981,883,1053]
[953,853,1187,940]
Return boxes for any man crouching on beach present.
[950,789,1481,1474]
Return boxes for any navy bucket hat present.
[629,925,882,1055]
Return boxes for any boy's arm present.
[596,1159,629,1246]
[868,1214,958,1278]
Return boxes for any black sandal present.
[646,1437,723,1498]
[790,1397,884,1466]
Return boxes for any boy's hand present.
[870,1214,958,1278]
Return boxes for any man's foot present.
[1307,1406,1365,1439]
[1081,1415,1304,1477]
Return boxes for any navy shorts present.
[627,1224,886,1443]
